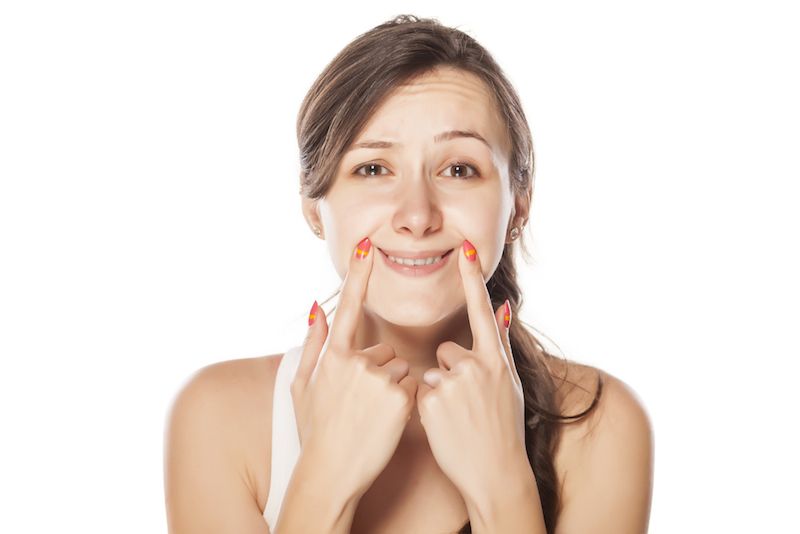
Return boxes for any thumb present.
[295,300,328,389]
[416,368,443,405]
[422,367,445,387]
[416,367,445,428]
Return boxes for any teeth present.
[387,253,444,266]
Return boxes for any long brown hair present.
[296,14,603,533]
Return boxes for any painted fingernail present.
[503,299,511,329]
[308,300,318,327]
[462,240,477,262]
[355,237,371,260]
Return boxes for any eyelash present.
[352,161,481,179]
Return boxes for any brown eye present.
[353,161,480,178]
[443,162,480,179]
[354,163,390,177]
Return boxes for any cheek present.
[447,196,507,275]
[448,193,504,237]
[323,203,386,278]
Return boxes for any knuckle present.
[458,357,479,374]
[377,342,395,356]
[486,359,506,379]
[352,354,370,372]
[420,391,439,412]
[439,375,457,393]
[382,367,397,386]
[390,385,408,407]
[317,353,338,377]
[435,343,456,361]
[438,340,459,352]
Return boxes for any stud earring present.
[509,226,520,240]
[313,226,322,238]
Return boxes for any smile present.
[378,248,454,277]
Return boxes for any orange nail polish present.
[355,237,371,260]
[308,300,318,327]
[462,240,477,262]
[503,299,511,329]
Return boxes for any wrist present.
[461,449,538,524]
[297,445,363,494]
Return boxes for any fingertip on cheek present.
[461,239,477,263]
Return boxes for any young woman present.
[164,14,654,534]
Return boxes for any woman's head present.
[296,16,603,534]
[299,14,534,327]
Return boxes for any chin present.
[367,296,452,328]
[383,310,438,327]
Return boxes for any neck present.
[352,305,474,380]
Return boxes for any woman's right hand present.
[290,236,418,501]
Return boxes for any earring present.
[313,226,322,238]
[509,226,520,240]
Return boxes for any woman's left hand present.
[416,239,528,501]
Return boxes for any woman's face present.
[304,66,521,327]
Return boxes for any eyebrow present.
[348,129,493,152]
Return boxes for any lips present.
[378,247,454,276]
[377,248,453,259]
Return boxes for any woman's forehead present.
[355,69,509,156]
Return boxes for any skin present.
[302,65,528,389]
[300,65,541,530]
[163,65,654,534]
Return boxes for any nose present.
[390,174,443,238]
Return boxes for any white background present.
[1,1,798,532]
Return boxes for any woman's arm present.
[272,448,360,533]
[554,372,654,534]
[164,362,272,533]
[164,359,361,534]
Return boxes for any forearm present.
[462,454,547,534]
[272,451,360,534]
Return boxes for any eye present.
[442,161,480,179]
[353,162,391,177]
[352,160,481,179]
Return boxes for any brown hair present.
[296,14,603,533]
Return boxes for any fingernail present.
[355,237,371,260]
[462,239,477,262]
[308,300,318,327]
[503,299,511,329]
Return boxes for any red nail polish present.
[503,299,511,329]
[355,237,371,260]
[308,300,318,327]
[462,240,477,262]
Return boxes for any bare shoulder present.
[548,359,654,533]
[550,360,653,458]
[167,353,284,442]
[177,353,285,404]
[164,353,285,533]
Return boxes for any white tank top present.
[262,345,304,531]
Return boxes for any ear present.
[513,188,531,228]
[301,194,323,236]
[506,189,531,239]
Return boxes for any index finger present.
[329,236,374,349]
[458,239,503,354]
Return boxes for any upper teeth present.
[387,253,445,266]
